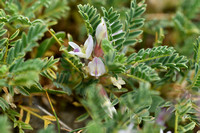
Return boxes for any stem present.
[130,54,171,65]
[174,110,178,133]
[48,29,62,47]
[45,91,60,133]
[19,105,50,122]
[125,73,147,83]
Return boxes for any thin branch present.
[45,91,60,133]
[36,104,73,131]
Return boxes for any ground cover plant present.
[0,0,200,132]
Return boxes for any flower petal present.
[110,77,125,89]
[102,98,117,118]
[96,57,106,76]
[118,77,126,85]
[95,17,108,44]
[69,42,81,49]
[88,57,106,77]
[68,51,86,58]
[84,35,93,59]
[88,61,96,76]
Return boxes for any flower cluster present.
[68,18,107,78]
[68,17,126,89]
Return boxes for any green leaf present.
[9,59,44,87]
[87,121,104,133]
[10,29,20,40]
[78,4,101,36]
[102,39,114,53]
[173,12,200,35]
[0,38,8,47]
[16,86,30,96]
[38,125,55,133]
[130,63,160,82]
[178,121,196,133]
[0,115,11,133]
[75,113,89,123]
[6,24,47,64]
[53,72,72,95]
[102,7,125,49]
[37,32,66,57]
[42,0,69,21]
[0,97,9,111]
[193,36,200,63]
[123,0,146,47]
[14,120,33,130]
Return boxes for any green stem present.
[48,29,62,47]
[45,91,60,133]
[125,73,147,83]
[174,110,178,133]
[130,54,171,65]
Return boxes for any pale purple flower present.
[68,35,93,59]
[156,107,173,126]
[95,17,108,45]
[88,57,106,77]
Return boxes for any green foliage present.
[2,0,69,25]
[78,4,101,36]
[0,0,200,132]
[181,0,200,19]
[37,32,66,57]
[173,12,200,35]
[6,24,47,64]
[153,28,165,47]
[123,0,146,46]
[40,0,69,21]
[175,99,197,133]
[102,7,125,49]
[53,72,72,95]
[193,36,200,63]
[127,46,188,71]
[0,97,9,111]
[121,83,152,121]
[130,63,160,82]
[0,115,11,133]
[38,125,55,133]
[9,59,44,86]
[40,56,59,80]
[188,37,200,90]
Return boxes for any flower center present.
[73,48,80,52]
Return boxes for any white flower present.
[95,17,108,44]
[88,57,106,77]
[68,35,93,59]
[118,123,136,133]
[111,77,125,89]
[160,129,172,133]
[102,97,117,118]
